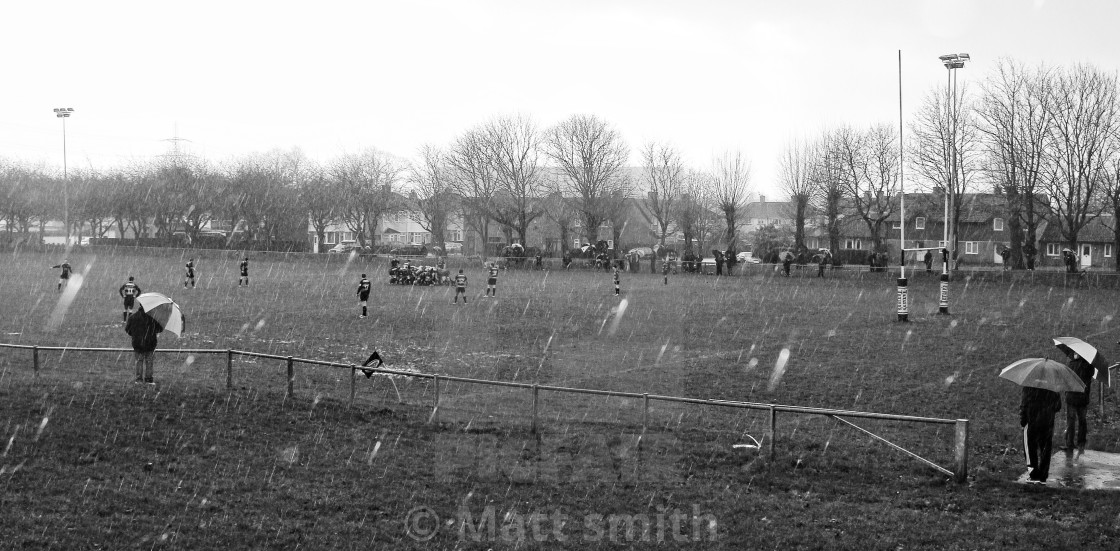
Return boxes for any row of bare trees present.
[3,113,760,256]
[413,114,753,255]
[774,60,1120,271]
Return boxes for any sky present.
[3,0,1119,200]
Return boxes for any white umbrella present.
[135,292,185,336]
[999,358,1085,393]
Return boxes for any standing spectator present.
[662,256,671,285]
[453,269,468,303]
[562,252,572,270]
[715,251,723,276]
[356,273,371,318]
[1064,353,1094,457]
[1023,243,1037,271]
[51,259,73,291]
[1020,385,1062,483]
[1000,247,1011,271]
[1064,250,1078,273]
[485,262,498,297]
[125,306,162,385]
[817,251,830,278]
[923,250,933,274]
[238,257,250,286]
[782,252,793,277]
[649,252,656,274]
[118,276,142,323]
[867,253,876,273]
[534,253,543,270]
[725,247,737,276]
[184,258,197,288]
[613,266,621,296]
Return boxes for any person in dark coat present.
[817,251,830,278]
[725,248,736,276]
[999,247,1011,270]
[782,252,792,277]
[1063,354,1094,456]
[714,251,723,276]
[1020,385,1062,483]
[125,307,162,384]
[1023,243,1036,270]
[924,250,933,274]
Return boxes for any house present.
[1039,215,1116,269]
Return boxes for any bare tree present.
[408,144,458,252]
[976,59,1029,267]
[676,169,718,255]
[810,130,846,253]
[710,151,751,248]
[329,149,403,248]
[778,138,815,251]
[1103,154,1120,271]
[1043,64,1119,251]
[448,126,500,255]
[541,174,579,255]
[483,115,547,245]
[836,124,900,252]
[545,114,629,246]
[909,80,982,255]
[299,161,339,252]
[640,141,684,247]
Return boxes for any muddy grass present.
[2,249,1119,549]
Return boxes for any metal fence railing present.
[2,342,971,482]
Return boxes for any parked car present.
[328,241,359,254]
[736,251,761,264]
[390,245,429,257]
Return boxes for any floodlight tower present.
[937,53,969,315]
[53,107,74,246]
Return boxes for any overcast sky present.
[3,0,1117,199]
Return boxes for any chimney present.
[760,194,766,204]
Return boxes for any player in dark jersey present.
[453,269,468,304]
[356,273,371,318]
[119,276,142,322]
[184,258,196,288]
[613,267,621,296]
[662,257,671,285]
[485,262,498,297]
[51,260,73,291]
[238,257,250,286]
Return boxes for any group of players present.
[388,259,450,286]
[51,256,252,323]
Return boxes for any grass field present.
[2,247,1120,549]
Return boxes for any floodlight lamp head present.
[959,53,970,60]
[938,54,955,61]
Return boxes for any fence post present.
[531,384,539,434]
[954,419,969,483]
[286,356,294,399]
[430,375,440,424]
[32,346,39,376]
[349,365,356,408]
[642,393,649,432]
[768,406,777,460]
[225,349,233,390]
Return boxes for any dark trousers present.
[1065,404,1088,449]
[1024,419,1055,481]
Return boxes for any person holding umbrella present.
[1063,353,1094,456]
[1001,357,1085,484]
[125,306,162,384]
[1053,337,1107,457]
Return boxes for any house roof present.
[744,199,792,221]
[1041,215,1116,243]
